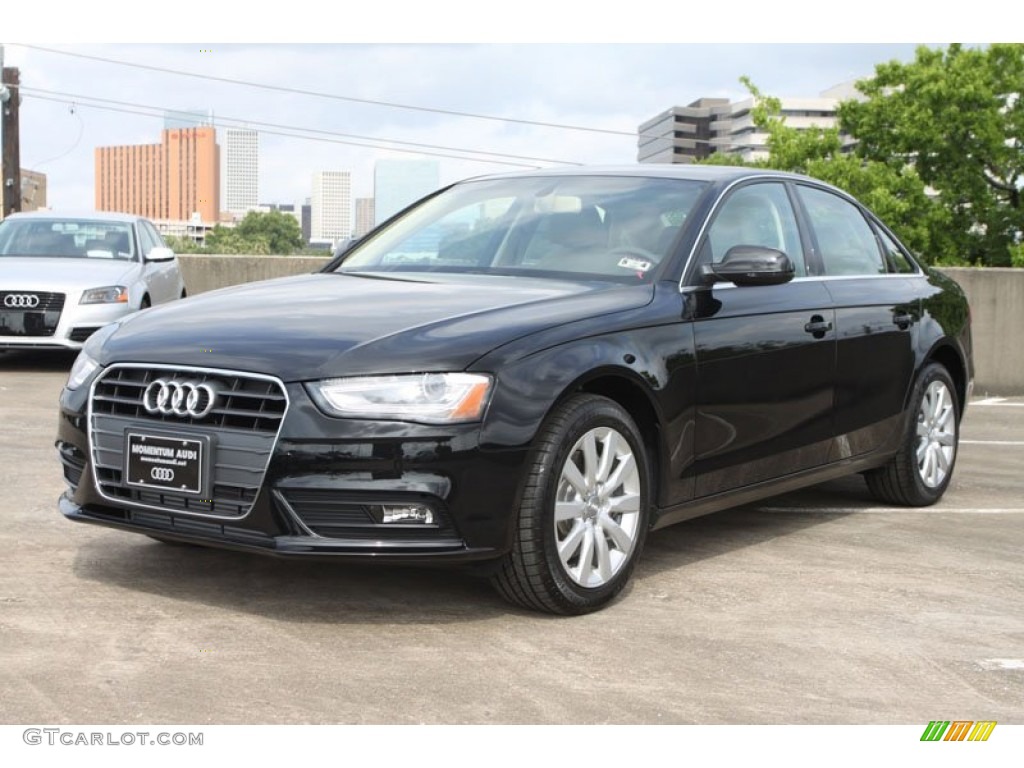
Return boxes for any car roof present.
[1,210,144,224]
[464,164,812,184]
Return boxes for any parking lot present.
[1,349,1022,724]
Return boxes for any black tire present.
[491,394,651,615]
[865,362,960,506]
[140,295,152,310]
[180,289,188,299]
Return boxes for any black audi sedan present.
[56,166,973,614]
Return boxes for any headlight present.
[307,373,493,424]
[66,352,100,391]
[80,286,128,304]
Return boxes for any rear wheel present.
[491,394,651,615]
[865,363,959,506]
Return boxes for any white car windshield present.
[0,219,136,261]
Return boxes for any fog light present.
[370,504,435,525]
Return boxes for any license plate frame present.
[124,432,211,496]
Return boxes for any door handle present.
[804,315,832,338]
[893,313,914,330]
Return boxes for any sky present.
[2,4,995,215]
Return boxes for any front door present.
[688,181,836,497]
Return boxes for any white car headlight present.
[80,286,128,304]
[308,373,493,424]
[66,352,100,391]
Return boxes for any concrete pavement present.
[1,349,1021,724]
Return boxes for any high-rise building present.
[95,127,220,222]
[301,198,312,245]
[224,128,259,217]
[354,197,375,238]
[373,159,439,225]
[638,86,855,165]
[310,171,352,245]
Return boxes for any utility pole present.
[1,44,22,218]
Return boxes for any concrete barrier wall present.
[941,268,1024,397]
[177,256,1024,396]
[178,254,330,295]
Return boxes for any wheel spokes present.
[555,425,642,588]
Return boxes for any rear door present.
[793,184,920,458]
[689,181,836,497]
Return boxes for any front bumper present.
[56,367,528,563]
[1,299,133,350]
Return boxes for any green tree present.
[234,210,304,255]
[204,225,271,255]
[840,44,1024,267]
[705,77,950,263]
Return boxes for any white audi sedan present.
[0,211,186,351]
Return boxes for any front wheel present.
[491,394,651,615]
[865,362,960,506]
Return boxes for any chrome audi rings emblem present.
[3,294,40,309]
[151,467,175,482]
[143,379,219,419]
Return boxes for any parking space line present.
[961,440,1024,446]
[971,399,1024,407]
[977,659,1024,671]
[759,507,1024,514]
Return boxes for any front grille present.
[69,326,99,343]
[0,292,65,337]
[89,364,288,518]
[277,489,458,541]
[0,291,65,311]
[82,504,274,546]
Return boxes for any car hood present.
[98,272,654,380]
[0,257,139,295]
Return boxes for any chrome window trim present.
[87,362,290,521]
[680,272,925,293]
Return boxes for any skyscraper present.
[373,159,440,225]
[224,128,259,216]
[354,197,375,238]
[310,171,352,245]
[95,127,220,222]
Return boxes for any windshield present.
[336,176,707,282]
[0,219,136,260]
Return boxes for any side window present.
[704,183,806,276]
[876,227,918,274]
[140,222,164,256]
[798,186,886,276]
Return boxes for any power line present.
[23,91,548,169]
[20,85,580,167]
[16,44,650,140]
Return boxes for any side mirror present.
[332,237,360,260]
[145,246,176,263]
[702,246,795,287]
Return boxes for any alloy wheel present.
[916,380,956,488]
[554,426,642,588]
